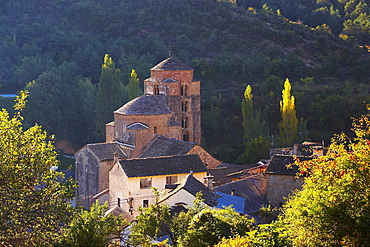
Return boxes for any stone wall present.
[75,148,100,209]
[265,174,304,207]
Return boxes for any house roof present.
[213,178,267,214]
[265,155,313,176]
[87,142,128,161]
[138,135,196,158]
[151,57,193,71]
[159,173,218,207]
[167,119,181,127]
[105,206,136,224]
[115,95,171,115]
[215,192,245,214]
[208,164,253,187]
[119,154,207,177]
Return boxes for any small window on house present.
[140,178,152,189]
[153,85,159,95]
[154,126,157,134]
[166,176,178,185]
[118,198,121,207]
[143,199,149,208]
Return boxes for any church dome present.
[115,95,171,115]
[151,57,193,71]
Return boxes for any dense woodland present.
[0,0,369,163]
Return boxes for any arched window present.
[154,126,157,134]
[153,85,159,95]
[182,101,188,112]
[181,85,188,96]
[182,118,188,128]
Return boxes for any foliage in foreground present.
[282,105,370,246]
[129,193,254,247]
[0,91,75,246]
[215,107,370,246]
[215,221,289,247]
[58,201,126,247]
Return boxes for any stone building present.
[265,155,313,207]
[75,57,221,210]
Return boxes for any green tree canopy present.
[58,201,126,247]
[282,106,370,246]
[0,91,75,246]
[129,192,253,247]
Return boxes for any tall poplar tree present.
[241,85,269,144]
[237,85,269,164]
[95,54,124,140]
[242,85,254,143]
[127,69,141,101]
[278,78,298,147]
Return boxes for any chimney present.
[113,152,119,164]
[204,174,214,190]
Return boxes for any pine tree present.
[128,69,141,101]
[278,78,298,147]
[95,54,124,140]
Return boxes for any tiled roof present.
[159,173,218,207]
[215,192,245,214]
[119,154,207,177]
[167,119,181,127]
[138,135,195,158]
[115,95,170,115]
[87,142,128,160]
[151,57,193,71]
[208,164,253,187]
[214,178,267,214]
[265,155,313,175]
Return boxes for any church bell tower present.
[143,57,201,145]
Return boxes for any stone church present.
[75,57,221,211]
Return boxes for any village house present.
[265,155,314,207]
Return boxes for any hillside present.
[0,0,368,162]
